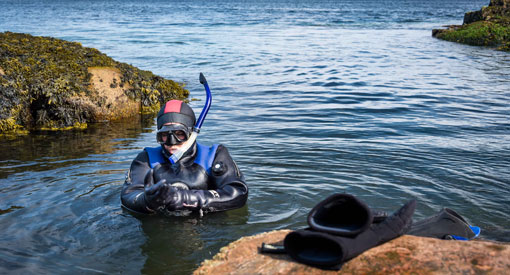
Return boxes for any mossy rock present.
[434,21,510,49]
[0,31,189,134]
[432,0,510,51]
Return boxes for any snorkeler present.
[121,75,248,214]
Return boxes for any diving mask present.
[156,124,191,146]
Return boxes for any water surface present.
[1,0,509,274]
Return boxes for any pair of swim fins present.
[267,193,480,270]
[282,194,416,270]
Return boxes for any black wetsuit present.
[121,143,248,214]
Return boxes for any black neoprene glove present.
[144,180,178,211]
[143,168,177,211]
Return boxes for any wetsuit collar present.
[162,141,197,166]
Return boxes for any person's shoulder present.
[133,149,150,162]
[213,144,236,159]
[128,149,152,171]
[214,143,228,152]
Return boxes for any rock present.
[0,32,189,134]
[463,10,484,25]
[491,0,510,9]
[194,230,510,274]
[432,0,510,51]
[85,67,139,121]
[464,0,510,24]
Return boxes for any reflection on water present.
[0,116,154,178]
[140,216,206,274]
[137,206,249,274]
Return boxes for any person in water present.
[121,100,248,214]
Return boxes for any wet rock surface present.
[194,229,510,274]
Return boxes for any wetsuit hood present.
[157,100,196,130]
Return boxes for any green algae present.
[433,1,510,51]
[436,21,510,50]
[0,31,189,134]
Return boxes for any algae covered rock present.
[432,0,510,51]
[0,31,189,134]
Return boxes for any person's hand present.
[144,179,177,211]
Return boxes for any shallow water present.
[1,0,509,274]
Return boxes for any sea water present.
[1,0,509,273]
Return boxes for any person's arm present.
[120,151,155,214]
[166,145,248,213]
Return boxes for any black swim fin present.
[407,208,480,240]
[372,209,388,223]
[284,199,416,270]
[307,194,374,236]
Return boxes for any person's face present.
[160,123,188,154]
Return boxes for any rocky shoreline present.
[0,32,189,134]
[194,230,510,274]
[433,0,510,51]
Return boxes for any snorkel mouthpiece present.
[169,73,212,164]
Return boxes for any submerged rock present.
[432,0,510,51]
[194,230,510,274]
[0,32,189,134]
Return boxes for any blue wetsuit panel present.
[194,143,219,174]
[144,147,166,168]
[144,143,219,173]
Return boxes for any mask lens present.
[172,130,188,142]
[156,132,168,144]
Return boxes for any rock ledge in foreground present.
[195,229,510,274]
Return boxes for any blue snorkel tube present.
[195,73,212,131]
[169,73,212,164]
